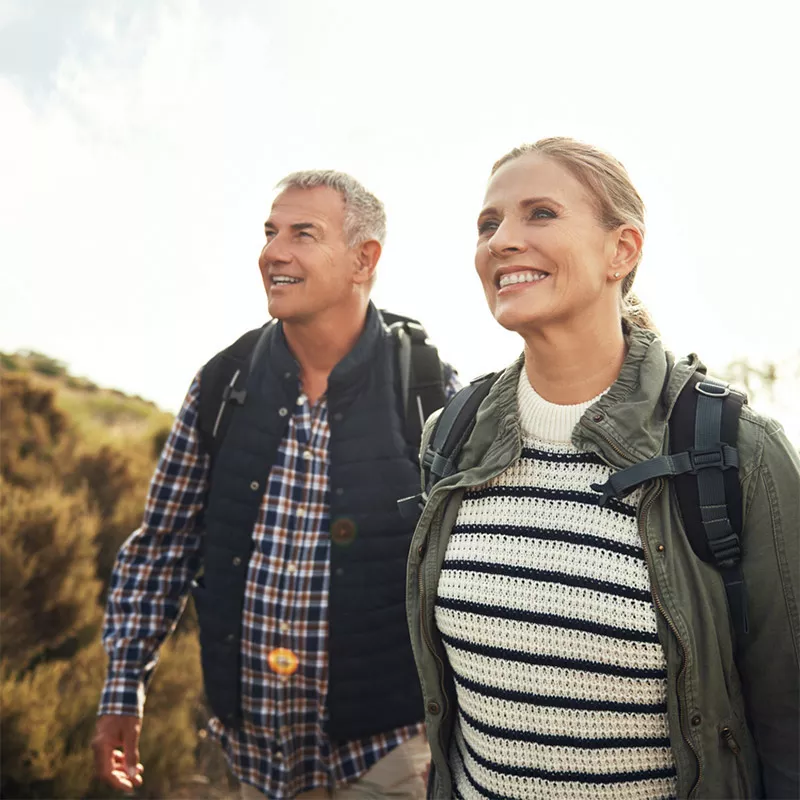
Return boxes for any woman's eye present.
[530,207,556,220]
[478,219,499,235]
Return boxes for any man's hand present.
[91,714,144,793]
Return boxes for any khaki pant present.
[240,734,430,799]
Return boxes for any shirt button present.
[232,556,242,566]
[297,395,306,405]
[296,507,306,517]
[250,480,260,491]
[278,407,289,417]
[287,564,297,574]
[275,752,284,761]
[303,450,312,460]
[280,622,290,633]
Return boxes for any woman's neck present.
[521,321,626,405]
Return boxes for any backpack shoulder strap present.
[671,372,748,634]
[382,310,448,449]
[591,370,749,635]
[198,323,272,462]
[397,372,500,522]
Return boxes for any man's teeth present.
[272,276,303,285]
[498,271,548,288]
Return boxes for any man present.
[92,170,458,799]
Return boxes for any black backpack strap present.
[397,372,500,522]
[382,310,447,450]
[197,323,272,463]
[591,371,749,636]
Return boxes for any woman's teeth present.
[498,271,547,289]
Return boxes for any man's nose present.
[259,236,292,267]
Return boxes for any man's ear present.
[353,239,381,286]
[610,224,642,280]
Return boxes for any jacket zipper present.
[418,506,450,726]
[721,726,749,797]
[593,429,702,797]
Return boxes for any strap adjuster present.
[695,380,731,398]
[687,445,738,473]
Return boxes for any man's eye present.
[478,220,499,235]
[529,207,556,220]
[297,231,313,239]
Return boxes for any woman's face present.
[475,153,626,336]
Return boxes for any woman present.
[407,138,799,799]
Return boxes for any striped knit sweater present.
[435,369,677,800]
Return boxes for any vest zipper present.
[592,428,702,797]
[212,368,241,438]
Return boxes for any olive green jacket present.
[406,328,800,799]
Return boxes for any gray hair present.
[275,169,387,247]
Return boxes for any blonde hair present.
[492,137,657,332]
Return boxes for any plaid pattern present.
[101,364,459,799]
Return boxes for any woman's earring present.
[614,272,621,279]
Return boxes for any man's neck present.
[282,302,369,404]
[521,316,627,406]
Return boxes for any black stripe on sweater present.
[454,671,668,713]
[451,522,645,561]
[439,630,667,679]
[436,596,661,644]
[464,484,636,517]
[441,560,652,602]
[520,446,605,464]
[457,730,677,784]
[459,705,672,749]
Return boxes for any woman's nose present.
[488,220,526,257]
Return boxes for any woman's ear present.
[609,224,643,280]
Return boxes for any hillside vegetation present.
[0,351,231,799]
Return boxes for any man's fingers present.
[92,715,142,794]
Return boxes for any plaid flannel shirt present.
[100,362,459,799]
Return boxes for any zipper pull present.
[720,726,741,754]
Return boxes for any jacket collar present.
[459,327,703,476]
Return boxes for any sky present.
[1,0,798,438]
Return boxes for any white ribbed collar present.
[517,368,609,444]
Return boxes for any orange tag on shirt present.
[268,648,299,676]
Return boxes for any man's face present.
[258,186,358,323]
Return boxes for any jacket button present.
[593,413,603,422]
[691,714,702,726]
[335,487,344,497]
[426,701,440,715]
[226,633,235,643]
[278,407,289,417]
[250,480,260,491]
[232,556,242,566]
[656,544,665,552]
[330,518,356,546]
[333,412,343,422]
